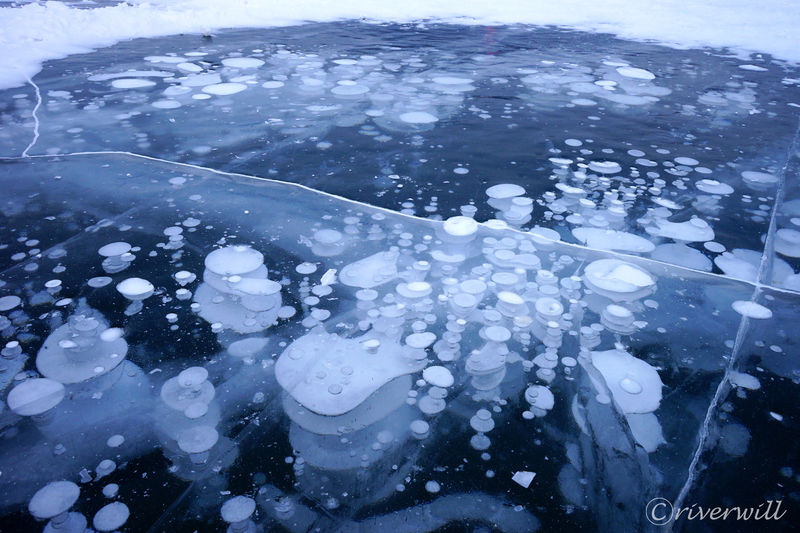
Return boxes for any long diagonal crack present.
[668,117,800,532]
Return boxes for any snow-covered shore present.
[1,0,798,90]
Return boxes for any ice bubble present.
[0,295,21,311]
[152,99,181,109]
[528,226,561,248]
[277,328,417,416]
[651,243,712,271]
[397,281,431,300]
[742,170,779,189]
[486,183,525,199]
[572,228,655,253]
[410,419,430,438]
[626,412,666,452]
[174,270,196,286]
[228,337,268,358]
[95,459,116,479]
[674,157,699,166]
[222,57,265,69]
[278,306,297,319]
[470,409,495,432]
[88,276,112,288]
[616,66,656,80]
[399,111,438,124]
[176,62,203,73]
[98,242,131,257]
[339,252,399,289]
[178,366,208,389]
[111,78,156,89]
[425,480,441,493]
[202,82,247,96]
[485,325,511,343]
[422,366,454,388]
[524,385,554,412]
[102,484,119,499]
[591,348,663,414]
[28,481,79,519]
[775,228,800,257]
[221,495,256,523]
[588,161,622,174]
[645,217,715,242]
[100,328,124,342]
[295,262,318,275]
[262,80,285,89]
[406,331,436,349]
[7,378,65,416]
[720,422,751,457]
[729,371,761,390]
[652,197,681,210]
[443,215,479,237]
[331,83,369,96]
[739,64,768,71]
[432,76,474,85]
[731,300,773,319]
[512,471,536,488]
[205,245,263,276]
[619,377,643,394]
[93,502,129,531]
[177,425,219,454]
[116,278,154,300]
[106,434,125,448]
[696,179,734,195]
[583,259,655,300]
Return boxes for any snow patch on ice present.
[1,0,798,91]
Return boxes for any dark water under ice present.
[0,22,799,533]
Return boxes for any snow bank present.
[1,0,798,90]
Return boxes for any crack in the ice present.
[21,75,42,158]
[668,117,800,532]
[3,149,800,297]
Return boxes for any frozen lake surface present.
[1,21,799,533]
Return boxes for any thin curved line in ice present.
[2,149,799,296]
[21,74,42,158]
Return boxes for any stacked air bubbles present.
[311,228,348,257]
[466,325,511,396]
[193,245,282,337]
[33,300,150,442]
[36,301,129,391]
[429,215,480,276]
[156,366,221,466]
[1,340,27,389]
[6,377,66,433]
[221,496,257,533]
[486,184,527,224]
[469,408,495,451]
[582,259,655,337]
[97,242,134,274]
[275,326,418,501]
[116,277,154,315]
[28,481,86,533]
